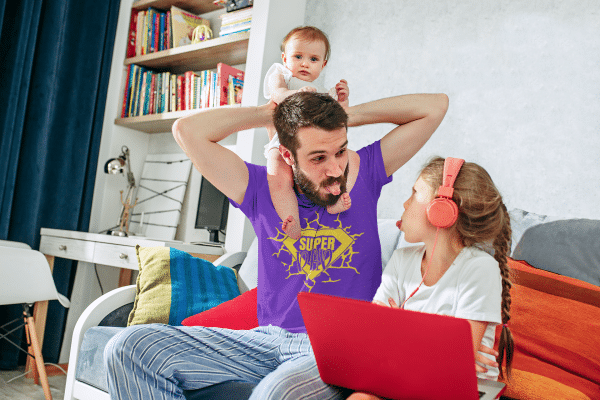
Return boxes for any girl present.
[348,157,514,400]
[263,26,357,240]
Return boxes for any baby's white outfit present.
[263,63,338,157]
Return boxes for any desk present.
[30,228,224,376]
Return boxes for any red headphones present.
[426,157,465,228]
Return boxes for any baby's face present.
[282,37,327,82]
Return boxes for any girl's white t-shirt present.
[373,245,503,380]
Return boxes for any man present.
[105,92,449,400]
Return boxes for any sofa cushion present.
[496,258,600,400]
[76,326,125,392]
[128,246,240,326]
[511,217,600,286]
[182,288,258,329]
[508,208,566,255]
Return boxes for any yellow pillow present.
[128,246,240,326]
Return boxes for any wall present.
[305,0,600,220]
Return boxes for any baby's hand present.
[335,79,349,108]
[297,86,317,93]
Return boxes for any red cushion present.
[182,288,259,330]
[495,259,600,400]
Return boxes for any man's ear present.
[279,145,295,167]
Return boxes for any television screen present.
[194,177,229,242]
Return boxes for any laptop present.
[297,292,506,400]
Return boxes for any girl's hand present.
[475,344,500,373]
[298,86,317,93]
[372,298,400,308]
[336,79,349,108]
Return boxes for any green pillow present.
[128,246,240,326]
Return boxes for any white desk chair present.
[0,239,32,249]
[0,244,70,400]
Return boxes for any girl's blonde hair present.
[420,157,514,379]
[281,26,331,62]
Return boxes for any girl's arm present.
[468,320,499,373]
[381,298,499,373]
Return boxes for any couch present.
[63,212,600,400]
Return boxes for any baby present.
[264,26,358,240]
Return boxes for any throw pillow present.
[182,287,258,330]
[495,258,600,400]
[128,246,240,326]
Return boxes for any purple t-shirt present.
[231,141,392,333]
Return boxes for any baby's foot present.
[282,215,301,240]
[327,193,351,214]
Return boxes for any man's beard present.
[293,162,349,207]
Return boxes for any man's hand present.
[335,79,349,109]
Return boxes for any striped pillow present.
[128,246,240,326]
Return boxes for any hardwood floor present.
[0,367,66,400]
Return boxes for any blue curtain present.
[0,0,120,367]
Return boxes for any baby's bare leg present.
[327,151,360,214]
[267,148,301,240]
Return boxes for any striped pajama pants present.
[104,324,348,400]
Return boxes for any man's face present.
[286,126,349,206]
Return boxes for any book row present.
[120,63,244,118]
[219,7,252,37]
[127,6,211,58]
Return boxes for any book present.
[201,70,210,108]
[185,71,199,111]
[136,10,145,56]
[219,7,252,25]
[141,10,148,55]
[195,74,202,109]
[131,66,144,117]
[170,5,210,48]
[177,75,185,111]
[211,71,217,108]
[170,74,177,112]
[121,65,133,117]
[216,63,244,106]
[228,76,243,105]
[159,12,165,51]
[165,11,171,50]
[126,10,138,58]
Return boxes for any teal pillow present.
[129,246,240,326]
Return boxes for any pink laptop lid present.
[298,292,480,400]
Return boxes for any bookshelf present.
[115,0,251,133]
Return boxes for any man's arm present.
[346,94,449,177]
[172,103,274,205]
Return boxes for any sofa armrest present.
[213,251,248,270]
[64,285,136,400]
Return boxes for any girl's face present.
[400,176,436,243]
[281,36,327,83]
